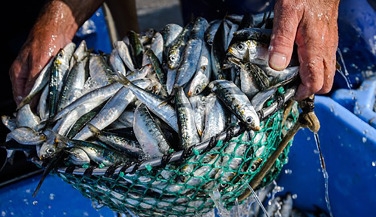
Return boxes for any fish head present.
[38,142,58,160]
[243,110,261,132]
[227,41,249,60]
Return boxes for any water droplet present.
[32,201,38,205]
[372,161,376,167]
[292,194,298,199]
[362,137,367,143]
[284,169,293,175]
[1,211,6,217]
[49,193,55,200]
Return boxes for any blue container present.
[73,7,113,54]
[334,0,376,90]
[276,94,376,217]
[0,174,116,216]
[332,76,376,128]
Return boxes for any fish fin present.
[33,151,65,197]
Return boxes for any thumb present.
[268,1,300,70]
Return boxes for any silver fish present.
[16,57,53,110]
[115,73,179,132]
[114,40,136,72]
[6,127,46,145]
[227,39,269,66]
[208,79,260,131]
[87,123,144,160]
[16,103,41,130]
[72,79,149,140]
[166,21,193,70]
[133,103,172,159]
[57,54,89,111]
[66,147,91,166]
[201,94,227,141]
[53,82,123,122]
[175,38,203,88]
[149,31,164,64]
[175,87,200,149]
[47,42,76,118]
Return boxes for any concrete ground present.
[136,0,184,32]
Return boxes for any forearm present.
[30,0,105,41]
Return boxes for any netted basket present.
[2,13,312,217]
[53,98,299,216]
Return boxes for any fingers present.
[268,0,301,71]
[270,0,339,101]
[9,56,28,106]
[293,2,338,100]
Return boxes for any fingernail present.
[269,53,287,71]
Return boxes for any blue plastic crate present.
[332,76,376,128]
[73,7,113,54]
[0,174,116,216]
[276,95,376,217]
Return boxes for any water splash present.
[210,189,230,217]
[336,48,353,89]
[246,184,270,217]
[313,133,334,217]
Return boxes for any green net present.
[56,102,299,216]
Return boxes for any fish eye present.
[46,148,55,155]
[169,55,177,62]
[246,117,253,124]
[236,43,245,51]
[195,87,201,94]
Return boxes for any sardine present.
[175,87,200,149]
[208,79,260,131]
[72,79,150,140]
[87,123,144,160]
[133,103,172,159]
[115,73,179,132]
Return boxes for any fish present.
[133,103,172,160]
[175,87,200,149]
[208,79,260,131]
[87,123,144,160]
[115,72,179,132]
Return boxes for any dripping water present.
[246,184,270,217]
[336,48,353,89]
[313,132,334,217]
[210,188,231,217]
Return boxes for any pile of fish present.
[1,14,299,174]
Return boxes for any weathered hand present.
[9,33,70,106]
[268,0,340,100]
[8,0,105,106]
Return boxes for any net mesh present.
[55,102,298,216]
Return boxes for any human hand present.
[9,33,70,106]
[8,0,105,106]
[268,0,340,101]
